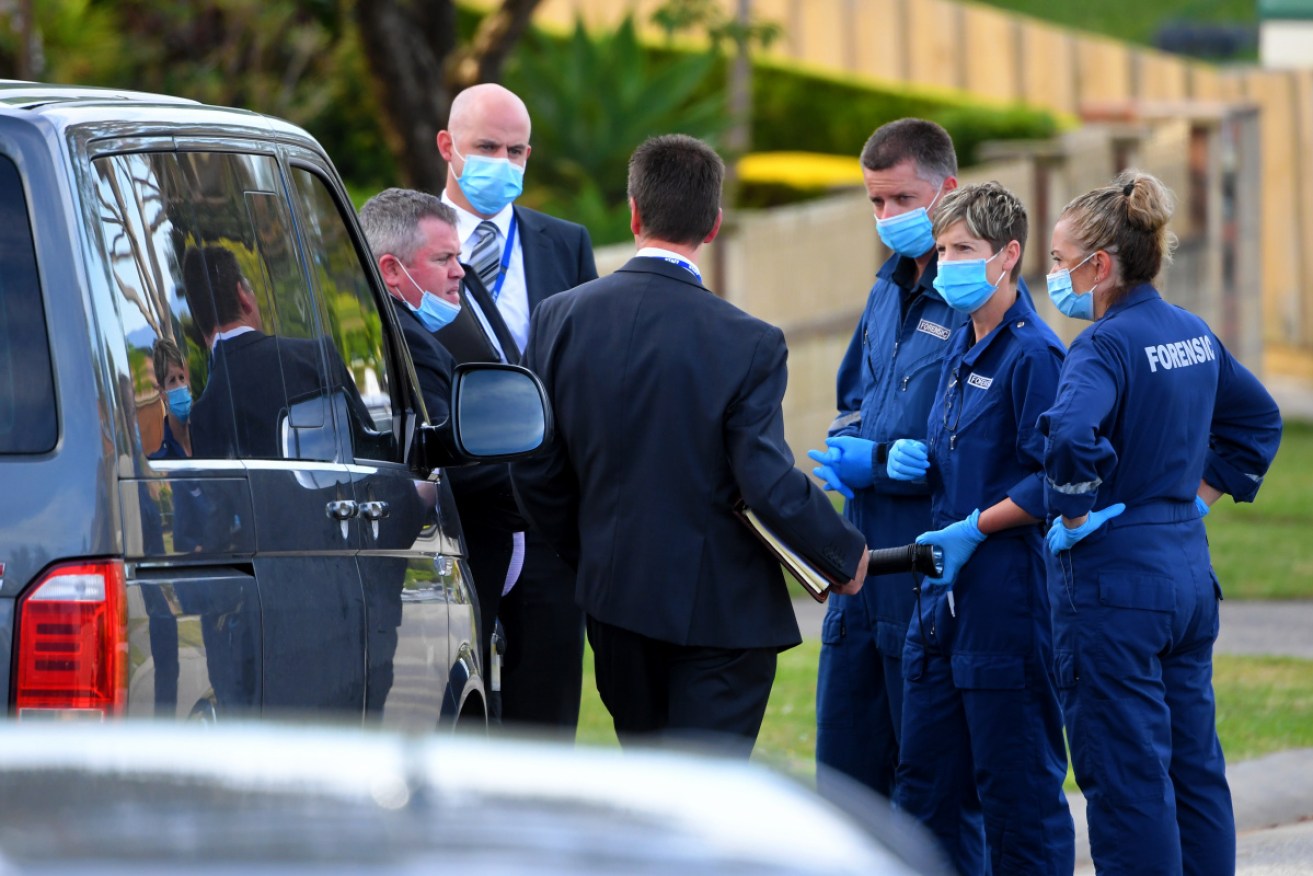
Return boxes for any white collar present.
[636,246,702,281]
[441,191,515,247]
[210,325,256,352]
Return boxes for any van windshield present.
[0,154,56,454]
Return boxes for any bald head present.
[447,84,531,139]
[438,84,533,216]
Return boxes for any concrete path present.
[794,596,1313,660]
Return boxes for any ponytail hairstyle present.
[1059,171,1177,306]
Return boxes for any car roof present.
[0,78,315,146]
[0,79,200,110]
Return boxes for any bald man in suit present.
[436,83,598,733]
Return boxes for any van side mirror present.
[413,363,552,473]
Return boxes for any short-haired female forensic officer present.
[1040,171,1282,875]
[886,181,1074,874]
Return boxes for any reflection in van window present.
[290,166,398,463]
[0,155,56,454]
[94,150,368,464]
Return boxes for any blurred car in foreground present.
[0,722,950,875]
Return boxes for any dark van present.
[0,81,547,726]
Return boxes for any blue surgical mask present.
[166,384,192,423]
[398,262,461,333]
[453,146,525,217]
[933,250,1008,314]
[875,185,943,258]
[1046,252,1097,321]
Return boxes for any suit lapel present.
[515,205,550,313]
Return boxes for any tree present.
[652,0,780,207]
[503,15,727,245]
[353,0,542,195]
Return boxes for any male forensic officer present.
[436,83,598,733]
[512,134,868,756]
[806,120,975,833]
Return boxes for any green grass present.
[972,0,1256,52]
[1214,654,1313,761]
[1205,419,1313,599]
[578,642,1313,791]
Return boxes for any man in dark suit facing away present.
[436,82,599,733]
[511,134,870,756]
[181,245,368,463]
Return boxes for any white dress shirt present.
[441,192,531,356]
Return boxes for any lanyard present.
[490,213,518,301]
[639,253,701,282]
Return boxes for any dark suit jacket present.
[515,204,598,312]
[192,330,354,461]
[390,296,522,538]
[434,270,519,365]
[435,205,596,365]
[511,257,865,651]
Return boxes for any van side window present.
[0,155,56,454]
[288,166,400,464]
[94,150,356,464]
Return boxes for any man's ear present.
[436,130,454,163]
[703,208,723,244]
[629,197,642,237]
[377,253,402,286]
[237,281,258,314]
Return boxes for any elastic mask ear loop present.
[926,182,944,215]
[395,260,427,301]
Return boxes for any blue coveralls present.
[1039,285,1282,876]
[895,293,1074,875]
[817,254,966,798]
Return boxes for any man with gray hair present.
[359,188,464,423]
[360,187,522,708]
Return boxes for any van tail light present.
[14,560,128,720]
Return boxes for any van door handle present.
[326,499,358,540]
[359,501,389,520]
[326,500,359,520]
[360,501,389,539]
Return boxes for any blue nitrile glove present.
[914,509,987,588]
[1046,503,1127,555]
[807,446,854,500]
[824,435,877,490]
[1195,495,1210,518]
[886,438,930,482]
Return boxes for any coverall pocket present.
[820,608,845,646]
[950,653,1026,690]
[1098,574,1175,612]
[902,641,925,681]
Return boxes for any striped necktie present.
[469,220,503,298]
